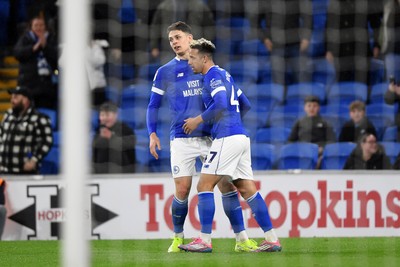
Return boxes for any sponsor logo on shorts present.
[173,166,180,174]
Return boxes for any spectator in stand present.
[92,102,136,174]
[325,0,382,85]
[380,0,400,81]
[258,0,313,86]
[288,95,336,166]
[13,15,58,110]
[0,86,53,174]
[343,133,391,170]
[384,78,400,141]
[149,0,215,63]
[0,178,6,240]
[339,100,377,142]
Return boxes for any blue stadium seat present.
[286,82,326,106]
[268,112,299,129]
[121,83,151,109]
[382,126,398,142]
[149,143,171,172]
[254,127,291,145]
[245,83,284,112]
[380,142,400,165]
[119,107,146,129]
[135,144,152,172]
[108,63,135,80]
[137,62,161,83]
[40,147,60,174]
[38,108,57,130]
[320,142,356,170]
[369,82,389,105]
[257,60,273,84]
[91,109,100,130]
[327,82,368,106]
[224,59,259,84]
[251,143,276,170]
[238,39,269,58]
[52,131,61,148]
[369,58,385,86]
[311,58,336,87]
[366,103,395,139]
[277,142,319,170]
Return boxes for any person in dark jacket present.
[92,102,137,173]
[13,15,58,110]
[258,0,313,85]
[343,133,392,170]
[339,100,377,142]
[325,0,382,84]
[384,78,400,141]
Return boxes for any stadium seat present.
[224,59,259,84]
[277,142,319,170]
[369,58,385,86]
[311,58,336,88]
[135,144,152,172]
[137,62,161,83]
[268,112,299,129]
[327,82,368,106]
[369,82,389,105]
[286,82,326,106]
[40,147,60,174]
[257,60,273,84]
[38,108,57,130]
[121,83,151,109]
[254,127,291,146]
[245,83,284,112]
[382,126,398,142]
[251,143,276,170]
[52,131,61,148]
[238,39,269,58]
[242,110,269,138]
[91,109,100,130]
[108,63,135,80]
[366,103,395,139]
[380,142,400,165]
[119,107,146,129]
[320,142,356,170]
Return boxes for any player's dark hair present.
[167,21,192,35]
[190,38,216,58]
[99,102,118,113]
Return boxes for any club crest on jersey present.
[173,165,180,174]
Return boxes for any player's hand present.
[149,132,161,160]
[100,127,113,139]
[183,116,202,135]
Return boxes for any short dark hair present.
[304,95,320,105]
[167,21,192,35]
[349,100,365,111]
[99,102,118,113]
[359,132,376,143]
[190,38,216,57]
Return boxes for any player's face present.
[304,102,320,117]
[188,48,204,74]
[168,30,192,57]
[99,111,118,128]
[350,109,364,124]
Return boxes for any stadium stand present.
[251,143,276,170]
[277,142,319,170]
[320,142,357,170]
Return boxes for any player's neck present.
[203,63,215,75]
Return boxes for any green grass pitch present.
[0,237,399,267]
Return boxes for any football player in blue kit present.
[146,22,257,253]
[179,38,282,253]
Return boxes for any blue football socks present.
[198,192,215,234]
[171,196,188,234]
[221,191,245,233]
[247,192,273,232]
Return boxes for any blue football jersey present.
[202,65,248,139]
[147,57,211,139]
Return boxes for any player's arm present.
[237,88,251,117]
[147,91,163,159]
[183,90,227,135]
